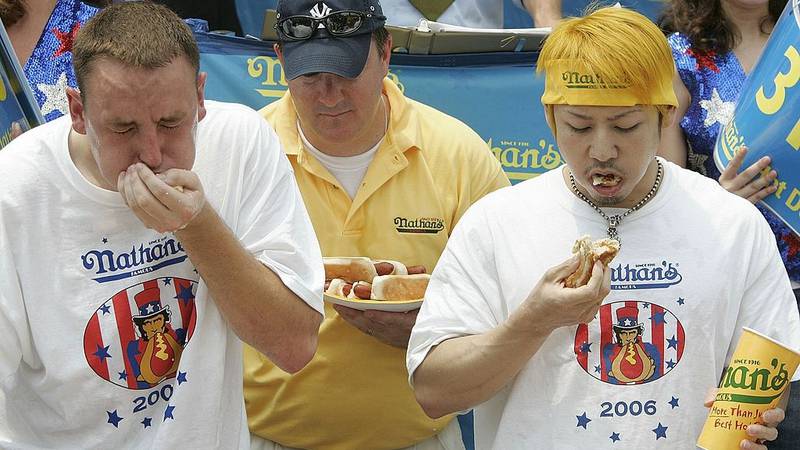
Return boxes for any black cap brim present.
[282,33,372,80]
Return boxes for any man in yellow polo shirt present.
[243,1,509,449]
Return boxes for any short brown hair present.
[73,1,200,95]
[0,0,27,28]
[373,27,390,59]
[659,0,786,55]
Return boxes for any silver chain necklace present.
[568,159,663,246]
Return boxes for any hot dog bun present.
[370,274,430,301]
[564,235,620,288]
[324,257,379,283]
[325,278,350,297]
[373,260,408,276]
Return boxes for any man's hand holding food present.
[117,162,205,233]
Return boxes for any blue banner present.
[714,0,800,236]
[0,21,42,148]
[197,33,559,184]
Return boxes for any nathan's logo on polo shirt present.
[611,260,683,290]
[561,71,628,90]
[394,216,445,234]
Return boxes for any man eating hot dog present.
[407,6,800,450]
[242,1,510,449]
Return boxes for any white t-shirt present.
[408,159,800,449]
[0,101,324,449]
[298,122,379,199]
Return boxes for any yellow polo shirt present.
[244,79,510,450]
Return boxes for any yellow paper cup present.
[697,327,800,449]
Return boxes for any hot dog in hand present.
[564,236,619,288]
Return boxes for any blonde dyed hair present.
[73,2,200,96]
[538,7,675,120]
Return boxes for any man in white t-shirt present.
[407,7,800,450]
[0,3,323,448]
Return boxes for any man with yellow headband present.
[407,6,800,449]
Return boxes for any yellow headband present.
[540,59,678,107]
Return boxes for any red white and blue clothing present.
[24,0,99,122]
[668,32,800,287]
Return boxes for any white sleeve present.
[407,203,503,384]
[235,118,325,317]
[728,215,800,381]
[0,219,27,381]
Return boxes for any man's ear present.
[275,43,284,64]
[66,87,87,134]
[196,72,208,122]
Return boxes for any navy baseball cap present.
[276,0,386,80]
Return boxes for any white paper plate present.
[323,294,423,312]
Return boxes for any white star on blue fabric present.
[700,88,736,128]
[36,72,70,116]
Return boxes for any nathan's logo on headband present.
[561,71,628,90]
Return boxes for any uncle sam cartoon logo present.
[574,301,685,385]
[83,277,197,389]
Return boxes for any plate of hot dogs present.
[323,257,429,312]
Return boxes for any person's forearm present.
[413,315,554,418]
[176,204,322,373]
[522,0,562,28]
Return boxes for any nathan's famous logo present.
[83,277,197,390]
[611,260,682,290]
[247,55,288,100]
[247,51,406,99]
[394,216,445,234]
[81,236,187,284]
[575,301,685,385]
[487,138,562,182]
[717,357,791,404]
[561,71,628,89]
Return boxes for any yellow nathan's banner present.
[197,33,560,184]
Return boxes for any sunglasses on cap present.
[276,10,386,41]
